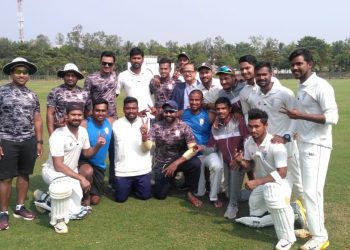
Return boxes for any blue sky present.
[1,0,349,45]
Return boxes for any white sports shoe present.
[54,220,68,234]
[300,239,330,250]
[275,239,294,250]
[224,206,238,220]
[33,189,51,213]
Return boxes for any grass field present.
[0,78,349,250]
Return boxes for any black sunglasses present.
[101,62,114,67]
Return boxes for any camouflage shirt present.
[0,83,40,142]
[149,119,195,164]
[149,78,176,110]
[83,71,118,118]
[47,83,89,121]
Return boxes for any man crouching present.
[39,103,105,233]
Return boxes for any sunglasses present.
[163,109,177,114]
[217,66,233,73]
[13,69,29,75]
[101,62,114,67]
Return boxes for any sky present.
[0,0,349,46]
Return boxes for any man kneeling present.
[37,103,105,233]
[232,109,296,250]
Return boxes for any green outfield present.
[0,79,349,250]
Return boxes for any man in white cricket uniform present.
[234,109,296,250]
[41,103,105,233]
[281,49,338,250]
[251,62,303,201]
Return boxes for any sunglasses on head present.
[13,69,29,75]
[218,65,233,73]
[101,62,114,67]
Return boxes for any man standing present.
[47,63,88,135]
[238,55,259,121]
[113,97,152,202]
[79,98,112,206]
[238,55,282,120]
[84,51,117,187]
[117,47,154,113]
[281,49,338,250]
[0,57,43,231]
[206,97,248,219]
[149,100,202,207]
[149,57,176,116]
[234,109,296,250]
[252,61,304,203]
[205,65,245,111]
[171,63,200,110]
[41,103,105,233]
[173,52,191,82]
[196,62,222,105]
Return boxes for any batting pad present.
[264,182,290,210]
[270,206,296,242]
[235,214,273,228]
[49,177,72,226]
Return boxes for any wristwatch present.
[37,140,44,144]
[283,134,291,143]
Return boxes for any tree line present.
[1,25,350,78]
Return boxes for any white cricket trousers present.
[298,142,330,241]
[196,153,223,201]
[285,140,304,201]
[42,165,83,215]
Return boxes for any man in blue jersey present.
[180,90,223,207]
[79,98,112,206]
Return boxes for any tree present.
[297,36,331,71]
[66,25,83,48]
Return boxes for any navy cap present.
[162,100,178,111]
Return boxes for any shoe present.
[34,189,51,213]
[275,239,294,250]
[83,205,93,214]
[300,239,330,250]
[295,229,311,239]
[224,206,238,220]
[13,206,36,220]
[69,206,88,220]
[54,219,68,234]
[291,199,307,229]
[0,212,9,230]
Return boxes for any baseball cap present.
[177,52,190,61]
[162,100,178,111]
[197,62,212,71]
[216,65,235,75]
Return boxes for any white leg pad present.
[270,206,296,242]
[49,177,73,226]
[235,214,273,228]
[263,182,295,242]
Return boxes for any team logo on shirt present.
[175,130,180,137]
[199,118,204,126]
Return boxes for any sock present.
[0,211,9,215]
[16,204,24,211]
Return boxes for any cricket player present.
[281,49,338,250]
[234,109,296,250]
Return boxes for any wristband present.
[37,140,44,144]
[270,170,283,184]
